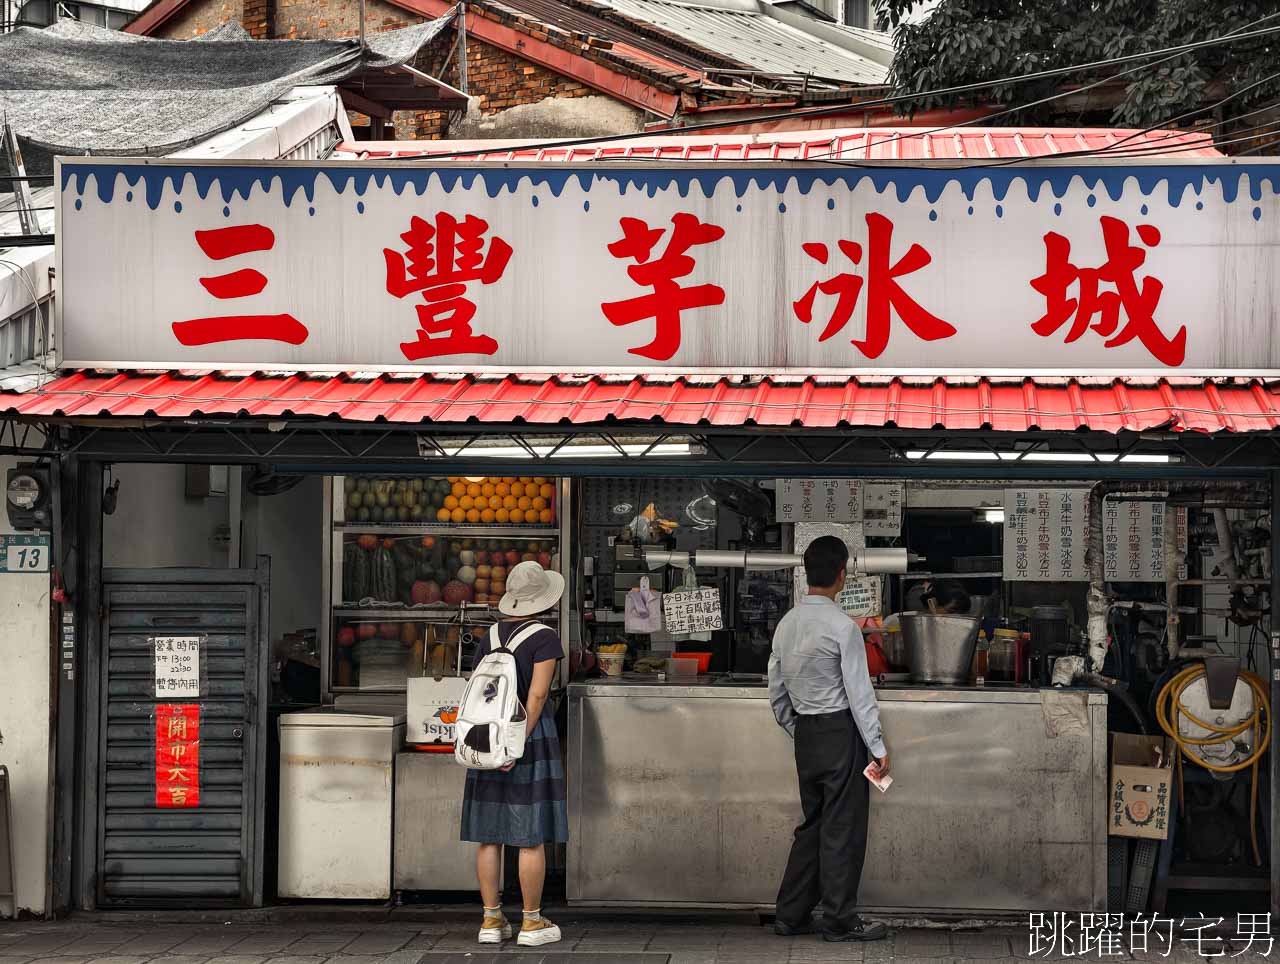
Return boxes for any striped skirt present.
[460,713,569,848]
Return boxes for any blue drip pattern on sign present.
[60,162,1280,210]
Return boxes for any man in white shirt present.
[768,535,889,942]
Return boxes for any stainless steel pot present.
[881,627,908,670]
[900,612,982,685]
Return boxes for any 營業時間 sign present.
[56,159,1280,373]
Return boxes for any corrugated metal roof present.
[596,0,890,84]
[8,372,1280,434]
[336,126,1222,162]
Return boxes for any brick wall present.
[157,0,620,139]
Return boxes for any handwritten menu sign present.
[1003,489,1088,582]
[155,703,200,808]
[776,479,863,523]
[1103,500,1189,582]
[862,483,904,537]
[663,587,724,635]
[153,636,201,698]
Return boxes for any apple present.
[536,552,552,569]
[504,549,521,566]
[474,577,491,594]
[336,626,356,647]
[475,550,490,565]
[378,622,398,638]
[357,623,378,640]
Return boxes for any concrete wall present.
[241,475,324,642]
[0,454,51,918]
[103,465,230,569]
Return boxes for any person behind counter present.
[767,535,889,943]
[460,561,569,948]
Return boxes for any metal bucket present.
[900,612,982,685]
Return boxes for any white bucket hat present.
[498,560,565,617]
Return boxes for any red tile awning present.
[5,372,1280,435]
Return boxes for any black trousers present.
[775,710,870,933]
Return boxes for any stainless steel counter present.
[567,680,1107,915]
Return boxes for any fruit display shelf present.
[335,524,559,538]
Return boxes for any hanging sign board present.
[1003,489,1089,582]
[862,484,904,538]
[155,703,200,808]
[776,480,863,523]
[56,159,1280,373]
[153,636,201,698]
[0,534,50,573]
[662,587,724,635]
[1103,500,1190,582]
[838,576,882,618]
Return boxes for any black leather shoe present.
[823,917,888,942]
[773,920,814,937]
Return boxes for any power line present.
[418,20,1280,161]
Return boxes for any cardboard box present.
[1109,733,1174,840]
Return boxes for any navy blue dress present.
[460,619,569,847]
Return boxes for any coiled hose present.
[1155,665,1271,864]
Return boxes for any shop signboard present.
[56,159,1280,373]
[861,484,904,537]
[153,636,201,698]
[1102,500,1189,582]
[662,587,724,635]
[775,479,863,523]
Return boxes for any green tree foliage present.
[883,1,1280,131]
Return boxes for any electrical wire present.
[414,21,1280,161]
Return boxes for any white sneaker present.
[517,917,562,946]
[478,915,512,944]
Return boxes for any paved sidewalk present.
[0,916,1271,964]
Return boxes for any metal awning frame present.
[6,415,1280,479]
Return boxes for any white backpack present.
[454,622,546,770]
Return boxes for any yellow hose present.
[1155,665,1270,865]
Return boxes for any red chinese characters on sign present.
[172,225,309,347]
[1030,215,1187,366]
[793,213,954,359]
[384,213,512,361]
[155,703,200,809]
[601,213,726,361]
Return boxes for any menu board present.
[662,587,725,635]
[793,522,879,616]
[1103,500,1189,582]
[1003,489,1089,582]
[776,479,863,523]
[862,483,904,537]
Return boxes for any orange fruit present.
[495,508,510,523]
[518,477,534,484]
[451,481,467,497]
[466,508,481,523]
[511,482,525,498]
[501,476,516,484]
[539,508,554,524]
[459,495,474,510]
[509,508,525,524]
[533,476,548,485]
[480,508,496,523]
[517,495,532,511]
[466,483,482,498]
[531,496,548,511]
[447,477,461,483]
[481,483,496,498]
[539,483,554,500]
[488,495,502,509]
[436,507,451,522]
[444,495,459,510]
[495,482,511,497]
[449,507,466,523]
[502,495,517,510]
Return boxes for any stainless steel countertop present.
[569,677,1106,704]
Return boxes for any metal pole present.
[456,3,468,95]
[358,0,365,51]
[1269,469,1279,919]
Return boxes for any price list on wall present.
[1103,500,1189,582]
[1003,488,1089,582]
[776,480,863,523]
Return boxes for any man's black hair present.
[804,535,848,589]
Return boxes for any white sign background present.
[776,479,863,523]
[56,159,1280,372]
[154,636,201,698]
[662,587,724,635]
[1103,500,1189,582]
[1003,488,1089,582]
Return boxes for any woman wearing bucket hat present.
[461,560,569,948]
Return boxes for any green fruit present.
[347,491,362,508]
[397,506,411,521]
[357,507,371,522]
[411,479,424,493]
[355,477,371,493]
[391,492,403,508]
[410,505,424,521]
[376,492,391,508]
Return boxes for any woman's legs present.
[518,845,546,913]
[476,844,503,909]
